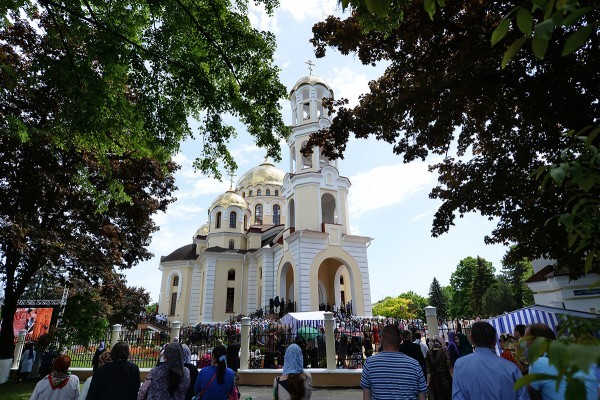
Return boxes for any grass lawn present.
[0,379,85,400]
[0,380,37,400]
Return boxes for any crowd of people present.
[24,317,599,400]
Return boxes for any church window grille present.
[273,205,280,225]
[226,288,234,313]
[228,239,235,250]
[255,204,263,225]
[216,212,222,229]
[173,276,179,286]
[266,189,270,196]
[228,269,235,281]
[257,189,262,196]
[170,292,177,316]
[229,211,237,228]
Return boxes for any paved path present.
[238,386,363,400]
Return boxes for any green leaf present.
[341,0,350,9]
[563,7,592,26]
[365,0,391,17]
[437,0,446,6]
[517,8,533,36]
[532,0,548,11]
[562,25,593,56]
[424,0,436,20]
[532,35,549,58]
[492,19,510,46]
[565,380,587,400]
[528,337,549,364]
[584,128,600,147]
[585,251,595,273]
[550,165,566,183]
[502,37,526,68]
[535,19,555,41]
[515,372,557,390]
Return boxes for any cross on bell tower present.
[305,59,314,75]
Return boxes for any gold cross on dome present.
[306,59,315,75]
[227,170,236,190]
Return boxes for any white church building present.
[157,75,373,323]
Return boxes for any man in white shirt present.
[413,332,428,358]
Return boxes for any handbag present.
[229,385,240,400]
[192,372,217,400]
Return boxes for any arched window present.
[275,190,279,196]
[266,189,270,196]
[259,267,262,279]
[257,189,262,196]
[340,276,344,285]
[242,192,245,198]
[321,193,336,224]
[228,239,235,250]
[301,141,312,169]
[244,215,248,230]
[288,199,295,228]
[216,212,222,229]
[255,204,263,225]
[228,269,235,281]
[226,288,234,313]
[273,204,281,225]
[173,276,179,286]
[249,190,253,197]
[229,211,237,228]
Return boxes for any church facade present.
[157,76,373,323]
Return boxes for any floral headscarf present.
[432,335,444,349]
[163,342,184,377]
[98,351,112,369]
[282,343,304,375]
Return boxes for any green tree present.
[372,296,412,319]
[398,291,427,321]
[0,0,287,359]
[56,289,111,346]
[482,276,517,317]
[448,257,477,318]
[501,251,535,308]
[470,257,496,317]
[309,0,599,278]
[441,286,454,318]
[428,277,448,319]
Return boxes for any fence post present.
[111,324,122,348]
[11,329,27,370]
[425,306,439,339]
[240,317,250,370]
[171,321,181,342]
[324,312,335,370]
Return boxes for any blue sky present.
[124,0,510,304]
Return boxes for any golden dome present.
[195,223,209,237]
[290,75,334,97]
[209,190,248,211]
[235,162,285,190]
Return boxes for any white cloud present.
[411,205,440,223]
[348,162,435,217]
[278,0,338,23]
[230,144,264,167]
[327,67,370,107]
[248,2,279,33]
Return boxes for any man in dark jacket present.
[87,341,140,400]
[398,330,427,378]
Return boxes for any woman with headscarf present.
[181,344,198,400]
[273,343,313,400]
[455,325,473,358]
[88,341,141,400]
[425,336,452,400]
[92,342,106,371]
[19,343,36,382]
[446,331,460,367]
[30,354,80,400]
[194,345,235,399]
[80,351,112,400]
[138,342,191,400]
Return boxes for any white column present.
[240,317,250,370]
[110,324,122,348]
[11,329,27,370]
[425,306,439,339]
[324,312,336,370]
[171,321,182,342]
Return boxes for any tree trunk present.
[0,295,17,359]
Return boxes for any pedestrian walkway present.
[238,386,362,400]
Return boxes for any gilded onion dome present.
[289,75,334,98]
[235,162,285,190]
[209,190,247,211]
[195,223,209,237]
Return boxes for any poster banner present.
[12,308,53,339]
